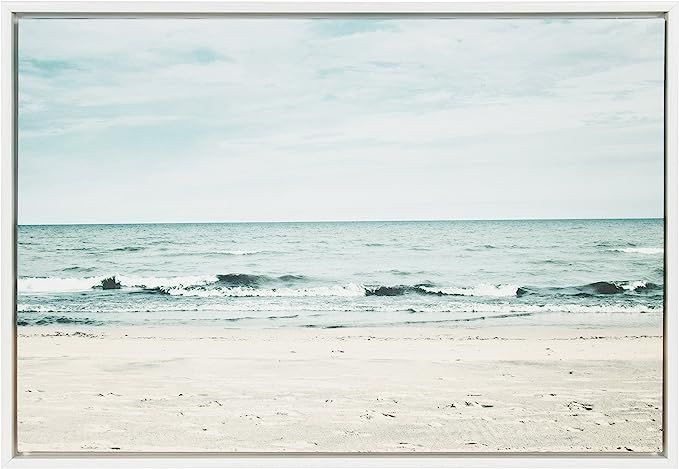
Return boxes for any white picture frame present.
[1,1,677,467]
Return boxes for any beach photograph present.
[16,18,665,453]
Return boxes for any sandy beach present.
[17,322,663,453]
[15,10,667,459]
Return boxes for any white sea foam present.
[421,284,520,297]
[612,247,663,254]
[116,275,218,290]
[17,274,219,293]
[220,250,265,256]
[17,304,58,313]
[17,275,363,296]
[434,302,661,315]
[17,301,662,315]
[163,283,367,298]
[620,280,650,291]
[18,276,107,293]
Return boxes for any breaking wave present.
[17,274,662,300]
[418,284,520,297]
[18,275,219,293]
[517,281,662,297]
[610,247,663,255]
[158,284,366,298]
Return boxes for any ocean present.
[17,219,664,328]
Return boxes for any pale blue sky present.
[18,18,665,224]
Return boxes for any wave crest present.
[18,274,663,300]
[610,247,663,254]
[158,284,366,298]
[419,284,520,297]
[517,281,662,298]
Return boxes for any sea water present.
[17,219,664,328]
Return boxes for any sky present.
[18,17,665,224]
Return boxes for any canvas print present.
[17,18,664,453]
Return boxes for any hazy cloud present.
[18,18,664,224]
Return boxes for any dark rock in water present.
[635,282,661,293]
[516,287,529,297]
[366,286,407,296]
[100,276,121,290]
[217,273,267,287]
[586,281,624,295]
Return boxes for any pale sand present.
[17,323,663,453]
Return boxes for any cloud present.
[19,115,187,139]
[17,17,665,224]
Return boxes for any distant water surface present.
[17,219,663,328]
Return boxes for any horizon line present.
[17,216,664,226]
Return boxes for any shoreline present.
[15,308,664,330]
[18,322,663,453]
